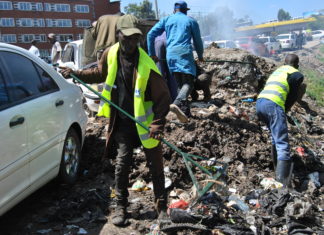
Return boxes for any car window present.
[276,35,289,39]
[35,65,59,92]
[61,45,75,63]
[0,51,55,103]
[0,71,10,108]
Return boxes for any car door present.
[0,51,65,187]
[0,52,30,215]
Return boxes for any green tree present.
[308,15,324,30]
[277,9,292,21]
[124,0,156,19]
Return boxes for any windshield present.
[61,45,74,63]
[276,35,289,39]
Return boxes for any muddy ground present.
[0,44,323,235]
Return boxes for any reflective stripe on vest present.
[258,65,298,110]
[97,42,161,149]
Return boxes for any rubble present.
[1,45,323,235]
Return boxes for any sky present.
[120,0,322,24]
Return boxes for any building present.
[0,0,120,58]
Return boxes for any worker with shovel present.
[60,15,171,226]
[256,54,306,187]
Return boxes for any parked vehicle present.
[60,40,84,71]
[236,37,269,57]
[59,40,101,116]
[213,40,238,48]
[0,42,88,216]
[258,36,282,54]
[311,30,324,40]
[276,33,297,49]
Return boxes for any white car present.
[276,33,297,49]
[59,40,100,116]
[213,40,238,48]
[0,42,88,216]
[311,30,324,40]
[258,36,282,53]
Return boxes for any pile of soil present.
[1,46,323,235]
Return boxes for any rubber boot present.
[111,204,127,226]
[276,160,294,187]
[203,88,211,102]
[271,144,277,170]
[191,90,199,101]
[156,198,168,220]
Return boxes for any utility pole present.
[154,0,159,19]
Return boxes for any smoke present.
[193,6,236,41]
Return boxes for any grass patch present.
[320,45,324,54]
[318,45,324,63]
[300,67,324,106]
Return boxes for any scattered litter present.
[131,179,149,191]
[165,177,172,189]
[260,178,283,190]
[36,229,52,234]
[131,198,141,203]
[146,224,160,235]
[308,172,321,187]
[66,225,79,230]
[228,195,249,212]
[285,198,315,220]
[241,98,255,103]
[296,146,306,157]
[169,200,189,210]
[78,228,88,234]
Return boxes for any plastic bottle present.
[228,195,250,212]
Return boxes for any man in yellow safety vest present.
[256,54,306,187]
[60,15,171,226]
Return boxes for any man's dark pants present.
[113,120,166,206]
[173,72,195,115]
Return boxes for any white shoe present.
[169,104,189,123]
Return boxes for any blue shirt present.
[147,12,204,76]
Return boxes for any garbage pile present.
[150,46,324,234]
[2,47,323,235]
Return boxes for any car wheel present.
[59,128,81,184]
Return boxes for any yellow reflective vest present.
[97,43,161,149]
[258,65,299,111]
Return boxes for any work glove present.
[149,124,164,140]
[59,66,74,78]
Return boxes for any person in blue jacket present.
[154,31,178,102]
[147,1,204,123]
